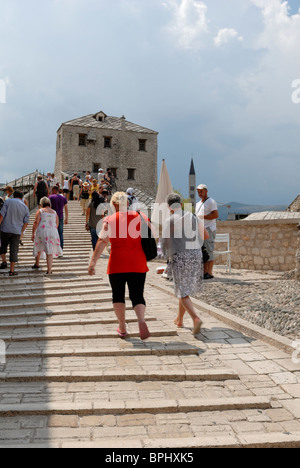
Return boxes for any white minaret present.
[189,158,196,209]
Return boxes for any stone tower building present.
[55,110,158,197]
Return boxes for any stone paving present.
[0,201,299,448]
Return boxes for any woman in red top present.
[88,192,151,340]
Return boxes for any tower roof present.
[189,158,195,176]
[58,111,158,135]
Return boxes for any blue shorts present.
[203,227,216,261]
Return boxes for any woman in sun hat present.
[79,182,90,216]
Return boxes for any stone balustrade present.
[216,219,299,274]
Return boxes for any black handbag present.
[202,245,210,264]
[139,213,157,261]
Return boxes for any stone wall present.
[216,219,299,273]
[296,224,300,280]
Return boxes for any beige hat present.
[197,184,208,190]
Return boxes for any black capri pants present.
[109,273,147,308]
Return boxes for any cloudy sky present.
[0,0,300,205]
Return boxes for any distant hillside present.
[218,201,288,221]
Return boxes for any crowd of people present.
[1,174,219,342]
[60,169,117,203]
[0,172,135,278]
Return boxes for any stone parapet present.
[216,219,299,273]
[296,224,300,280]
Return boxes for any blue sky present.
[0,0,300,205]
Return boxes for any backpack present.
[36,180,47,194]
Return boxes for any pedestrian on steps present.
[49,186,68,253]
[161,193,209,336]
[31,197,62,275]
[0,190,30,276]
[34,175,49,207]
[88,191,151,340]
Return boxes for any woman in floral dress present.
[31,197,62,275]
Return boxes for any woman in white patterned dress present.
[162,193,209,336]
[31,197,62,275]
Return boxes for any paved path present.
[0,201,300,448]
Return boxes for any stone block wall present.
[296,224,300,280]
[216,219,299,273]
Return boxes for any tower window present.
[104,137,112,148]
[79,134,87,147]
[139,139,147,151]
[93,163,101,173]
[127,169,136,180]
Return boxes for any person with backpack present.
[34,175,49,207]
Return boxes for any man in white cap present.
[98,168,104,184]
[196,184,219,279]
[126,188,140,211]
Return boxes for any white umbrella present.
[151,159,173,232]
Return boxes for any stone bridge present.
[0,201,300,447]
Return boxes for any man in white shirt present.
[98,168,104,184]
[196,184,219,279]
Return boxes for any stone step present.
[1,431,300,449]
[0,312,158,329]
[0,321,175,342]
[12,264,92,272]
[0,277,107,292]
[0,286,112,302]
[0,302,126,319]
[143,432,300,449]
[0,268,95,279]
[19,245,92,251]
[0,396,271,417]
[17,249,92,257]
[0,368,239,383]
[0,292,114,311]
[16,256,92,264]
[0,270,99,280]
[4,339,200,358]
[1,350,205,376]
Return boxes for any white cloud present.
[214,28,244,47]
[250,0,300,51]
[163,0,208,49]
